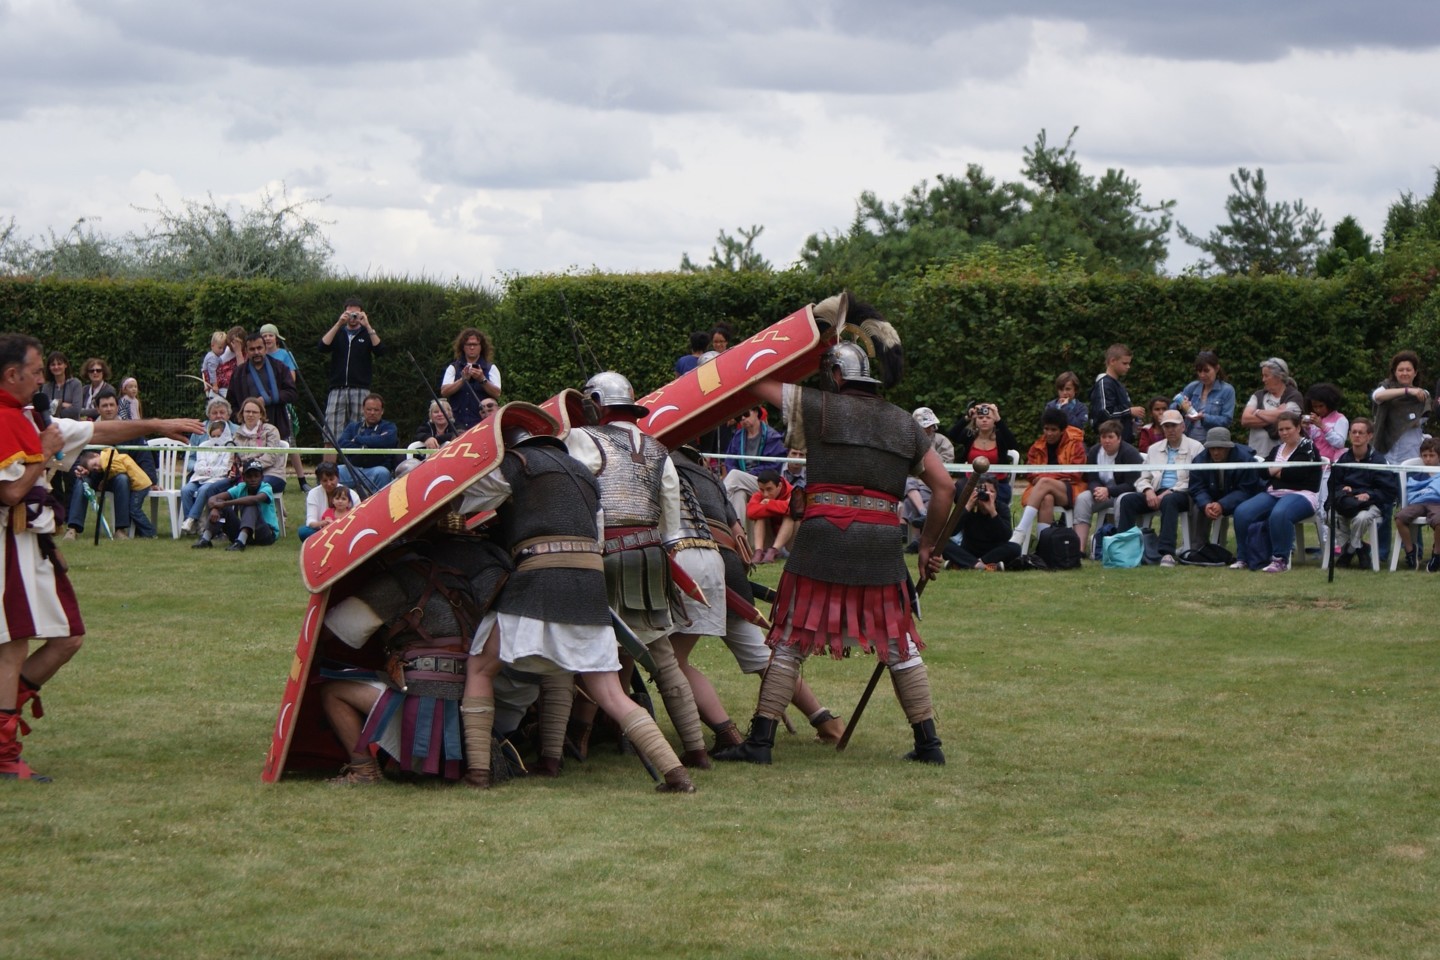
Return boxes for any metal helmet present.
[498,403,567,450]
[582,371,650,416]
[822,340,881,387]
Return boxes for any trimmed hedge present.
[894,266,1402,436]
[4,264,1432,448]
[492,271,834,401]
[2,278,498,438]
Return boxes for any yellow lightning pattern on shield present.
[437,440,486,462]
[316,509,360,570]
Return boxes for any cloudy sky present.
[3,0,1439,282]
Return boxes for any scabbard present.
[748,579,777,604]
[666,555,708,607]
[725,585,771,631]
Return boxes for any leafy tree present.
[998,128,1173,273]
[0,217,140,278]
[132,189,332,282]
[799,166,1020,286]
[680,225,772,273]
[1178,167,1325,276]
[1383,168,1440,248]
[1315,215,1375,278]
[797,128,1174,289]
[0,187,332,282]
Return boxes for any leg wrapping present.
[648,638,706,752]
[537,673,575,762]
[757,653,800,721]
[619,706,682,776]
[460,696,495,786]
[889,661,935,725]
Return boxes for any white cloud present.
[1,0,1438,282]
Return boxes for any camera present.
[975,486,991,502]
[974,404,992,417]
[346,311,361,322]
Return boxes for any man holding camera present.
[318,298,384,462]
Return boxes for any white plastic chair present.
[272,440,290,538]
[1390,457,1430,572]
[1292,458,1331,567]
[146,438,186,539]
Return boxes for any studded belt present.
[404,655,466,675]
[601,527,663,554]
[666,536,719,552]
[806,491,899,512]
[513,536,603,561]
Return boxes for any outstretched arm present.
[91,417,204,445]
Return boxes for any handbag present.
[1101,526,1143,568]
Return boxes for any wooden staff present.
[837,457,990,752]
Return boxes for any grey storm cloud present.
[822,0,1440,59]
[9,1,1438,117]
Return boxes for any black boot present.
[712,716,777,765]
[903,719,945,765]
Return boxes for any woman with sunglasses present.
[79,357,112,419]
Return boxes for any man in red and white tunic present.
[0,334,201,781]
[713,307,955,766]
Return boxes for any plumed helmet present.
[822,340,881,387]
[582,371,649,416]
[823,296,904,391]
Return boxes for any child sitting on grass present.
[320,486,355,526]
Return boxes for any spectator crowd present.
[33,308,1440,575]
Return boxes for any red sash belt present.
[804,483,900,530]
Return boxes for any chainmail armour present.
[491,446,611,626]
[785,388,930,586]
[585,424,667,527]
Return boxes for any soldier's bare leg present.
[460,626,502,788]
[580,670,695,793]
[319,680,383,785]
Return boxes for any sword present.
[835,660,885,753]
[610,610,657,674]
[916,455,989,597]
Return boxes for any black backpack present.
[1177,542,1236,567]
[1036,518,1083,570]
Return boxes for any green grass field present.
[2,503,1437,959]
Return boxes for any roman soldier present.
[563,372,708,769]
[459,410,695,792]
[668,445,846,750]
[713,301,956,765]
